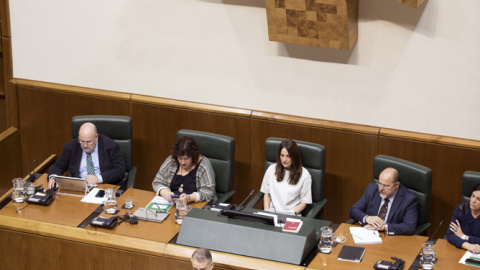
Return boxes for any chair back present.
[462,171,480,204]
[264,138,326,215]
[177,130,235,199]
[373,155,432,230]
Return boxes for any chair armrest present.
[415,222,431,235]
[305,199,327,219]
[345,218,356,224]
[126,167,137,189]
[245,192,264,209]
[216,190,236,204]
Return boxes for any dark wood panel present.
[251,119,379,223]
[0,127,22,196]
[17,86,131,177]
[0,229,163,270]
[0,95,6,132]
[379,136,480,237]
[131,102,252,203]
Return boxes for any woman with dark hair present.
[448,183,480,253]
[152,136,216,203]
[260,139,312,216]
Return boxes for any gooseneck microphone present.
[26,158,38,182]
[235,189,255,211]
[268,193,277,213]
[428,220,444,243]
[268,193,286,224]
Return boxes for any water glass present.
[26,184,36,196]
[318,226,336,253]
[12,178,26,203]
[174,199,192,224]
[124,195,134,209]
[420,242,436,269]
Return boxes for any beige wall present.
[8,0,480,141]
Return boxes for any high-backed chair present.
[71,115,136,189]
[245,137,327,218]
[177,129,235,204]
[372,155,432,235]
[462,171,480,204]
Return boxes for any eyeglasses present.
[78,139,94,146]
[377,182,396,189]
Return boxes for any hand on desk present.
[85,175,99,185]
[463,242,480,253]
[366,216,385,228]
[48,177,56,189]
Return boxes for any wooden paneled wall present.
[11,79,480,236]
[0,127,22,196]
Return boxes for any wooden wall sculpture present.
[265,0,426,50]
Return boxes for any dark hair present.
[473,184,480,193]
[191,248,212,264]
[275,139,303,185]
[172,136,201,165]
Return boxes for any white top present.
[260,164,312,215]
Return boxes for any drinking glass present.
[420,242,436,269]
[124,195,134,209]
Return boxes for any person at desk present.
[152,136,216,203]
[47,122,126,189]
[448,184,480,253]
[349,168,418,235]
[191,248,214,270]
[260,139,312,216]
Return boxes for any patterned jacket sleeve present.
[195,157,216,202]
[152,156,176,194]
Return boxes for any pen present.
[345,231,350,239]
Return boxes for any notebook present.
[337,245,366,262]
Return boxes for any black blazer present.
[48,134,126,184]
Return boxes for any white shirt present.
[260,164,312,215]
[79,143,103,183]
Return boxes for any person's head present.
[275,139,303,185]
[191,248,213,270]
[470,184,480,212]
[78,122,98,154]
[172,136,201,170]
[377,168,400,199]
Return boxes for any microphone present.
[268,193,286,224]
[112,176,127,197]
[25,158,38,182]
[235,189,255,211]
[428,220,444,243]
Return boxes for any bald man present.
[349,168,418,235]
[191,248,214,270]
[48,122,125,189]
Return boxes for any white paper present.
[254,211,282,227]
[149,196,174,207]
[459,251,480,265]
[80,188,105,204]
[349,227,383,244]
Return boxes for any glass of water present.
[420,241,436,269]
[124,195,134,209]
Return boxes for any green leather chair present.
[71,115,136,189]
[462,171,480,204]
[176,129,235,204]
[245,137,327,218]
[350,155,432,235]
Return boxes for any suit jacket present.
[349,183,418,235]
[48,134,126,184]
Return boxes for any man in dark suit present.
[349,167,418,235]
[48,122,125,189]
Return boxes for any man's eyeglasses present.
[78,139,94,146]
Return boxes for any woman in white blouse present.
[260,139,312,216]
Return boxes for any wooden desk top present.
[93,188,206,243]
[307,223,428,270]
[434,238,473,269]
[0,174,100,226]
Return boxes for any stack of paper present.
[349,227,383,244]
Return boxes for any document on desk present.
[80,188,105,204]
[146,196,174,211]
[460,251,480,267]
[349,227,383,244]
[254,212,282,227]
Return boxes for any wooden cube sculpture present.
[266,0,359,50]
